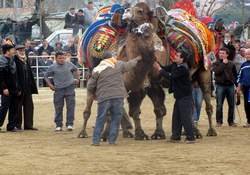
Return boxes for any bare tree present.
[200,0,232,17]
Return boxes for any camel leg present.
[121,108,134,138]
[127,90,149,140]
[78,91,94,138]
[198,69,217,137]
[146,83,167,140]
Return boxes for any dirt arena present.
[0,88,249,175]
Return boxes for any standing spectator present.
[74,9,85,36]
[87,52,141,146]
[64,7,76,29]
[83,1,98,26]
[234,40,246,72]
[44,51,80,131]
[213,48,238,127]
[192,81,203,126]
[54,41,63,53]
[14,45,38,130]
[63,38,76,55]
[154,50,195,143]
[237,49,250,128]
[24,39,34,58]
[0,44,20,132]
[221,32,236,61]
[37,40,54,55]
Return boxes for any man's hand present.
[236,85,241,94]
[153,62,161,71]
[3,89,9,96]
[74,79,80,85]
[223,58,229,64]
[17,91,22,96]
[49,84,55,91]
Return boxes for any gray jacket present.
[87,58,139,103]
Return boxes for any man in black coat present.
[14,45,38,130]
[0,44,20,132]
[37,40,54,55]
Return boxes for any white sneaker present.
[55,127,62,132]
[67,125,73,131]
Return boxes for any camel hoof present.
[207,128,217,137]
[78,129,88,138]
[194,128,203,139]
[135,129,149,140]
[151,129,166,140]
[123,130,134,138]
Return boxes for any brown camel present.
[78,22,166,140]
[122,2,217,138]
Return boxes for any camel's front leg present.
[146,84,167,139]
[198,70,217,137]
[78,91,95,138]
[127,90,149,140]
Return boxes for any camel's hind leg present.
[146,83,166,140]
[127,90,149,140]
[78,91,94,138]
[198,69,217,137]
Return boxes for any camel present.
[79,22,165,140]
[122,2,217,138]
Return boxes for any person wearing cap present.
[44,51,80,132]
[0,44,20,132]
[64,7,77,29]
[14,45,38,130]
[37,39,54,56]
[87,51,141,146]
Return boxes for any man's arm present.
[87,72,98,93]
[120,56,141,73]
[44,65,55,90]
[71,63,80,84]
[232,64,238,86]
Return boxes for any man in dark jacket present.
[14,45,38,130]
[154,50,195,143]
[64,7,76,29]
[213,47,238,127]
[0,44,20,132]
[37,40,54,55]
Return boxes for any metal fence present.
[28,55,89,88]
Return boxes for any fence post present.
[36,56,39,89]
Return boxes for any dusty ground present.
[0,88,249,175]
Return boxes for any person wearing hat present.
[14,45,38,130]
[0,44,20,132]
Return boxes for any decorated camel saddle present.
[79,4,126,68]
[155,7,216,70]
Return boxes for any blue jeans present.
[216,84,235,124]
[192,87,203,122]
[92,98,124,144]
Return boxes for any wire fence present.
[28,55,89,89]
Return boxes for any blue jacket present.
[237,60,250,87]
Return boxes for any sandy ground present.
[0,88,250,175]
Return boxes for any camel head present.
[123,2,153,26]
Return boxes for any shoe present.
[55,127,62,132]
[91,143,100,146]
[67,125,73,131]
[109,143,117,145]
[7,127,23,132]
[185,139,196,144]
[168,136,181,143]
[229,123,237,127]
[24,127,38,131]
[243,123,250,128]
[216,122,222,127]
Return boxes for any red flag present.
[171,0,197,17]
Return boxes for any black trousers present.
[172,96,195,140]
[242,86,250,124]
[17,93,34,129]
[0,94,18,130]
